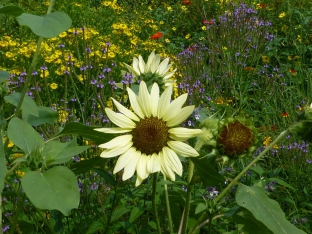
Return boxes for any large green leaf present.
[7,117,44,153]
[16,12,72,38]
[4,92,39,117]
[21,166,79,216]
[70,157,108,175]
[0,5,23,16]
[236,184,306,234]
[22,106,58,126]
[56,122,115,145]
[43,140,90,165]
[190,150,225,186]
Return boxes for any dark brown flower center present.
[132,117,170,155]
[217,121,253,158]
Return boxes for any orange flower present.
[259,4,267,8]
[150,32,163,40]
[289,68,297,75]
[182,0,191,4]
[281,111,289,117]
[202,19,213,25]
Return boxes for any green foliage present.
[16,12,72,38]
[21,166,79,216]
[0,5,23,16]
[236,184,306,234]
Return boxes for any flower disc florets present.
[217,121,253,157]
[132,117,170,155]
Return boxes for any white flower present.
[117,51,177,89]
[95,81,201,186]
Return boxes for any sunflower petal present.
[123,151,141,180]
[169,127,202,141]
[150,83,160,117]
[112,98,140,121]
[113,147,137,174]
[138,55,146,74]
[156,58,170,75]
[136,154,150,181]
[105,108,136,128]
[147,153,161,173]
[162,93,188,122]
[94,128,132,133]
[163,147,182,176]
[167,141,199,157]
[100,141,133,158]
[166,105,195,127]
[159,151,175,181]
[150,54,161,73]
[127,87,144,118]
[138,81,151,117]
[146,51,155,71]
[157,85,173,118]
[98,135,132,149]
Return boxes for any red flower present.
[281,111,289,117]
[202,19,214,25]
[182,0,191,5]
[150,32,163,40]
[259,3,267,8]
[289,68,297,75]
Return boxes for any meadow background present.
[1,0,312,233]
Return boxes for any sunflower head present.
[94,81,202,186]
[215,116,258,160]
[117,51,177,91]
[294,103,312,143]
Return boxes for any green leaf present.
[236,184,306,234]
[231,209,273,234]
[56,122,115,145]
[0,5,23,16]
[191,150,225,186]
[129,207,145,223]
[110,205,130,222]
[195,203,207,214]
[267,178,295,191]
[4,92,39,117]
[0,70,10,82]
[16,12,72,38]
[22,106,58,126]
[44,140,90,165]
[85,221,104,234]
[70,157,108,175]
[21,166,79,216]
[250,166,264,175]
[148,221,157,230]
[7,117,44,153]
[92,168,116,186]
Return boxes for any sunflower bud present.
[293,103,312,142]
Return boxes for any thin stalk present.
[215,128,291,203]
[104,185,117,234]
[164,177,173,233]
[152,172,161,234]
[179,142,202,234]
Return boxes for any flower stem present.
[152,172,161,234]
[215,128,291,203]
[164,177,174,233]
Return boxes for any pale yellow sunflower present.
[117,51,177,89]
[95,81,201,186]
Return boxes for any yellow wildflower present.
[279,12,286,18]
[50,83,58,89]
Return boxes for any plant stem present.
[164,177,174,233]
[152,172,161,234]
[215,128,291,203]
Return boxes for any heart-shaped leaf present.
[16,12,72,38]
[21,166,79,216]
